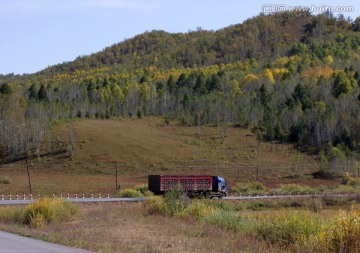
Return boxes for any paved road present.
[224,193,356,200]
[0,197,147,205]
[0,194,355,205]
[0,231,90,253]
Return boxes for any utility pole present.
[115,162,118,192]
[26,159,32,194]
[256,139,260,181]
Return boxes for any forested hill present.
[39,11,313,75]
[40,12,308,75]
[1,11,360,174]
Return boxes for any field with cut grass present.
[0,117,330,195]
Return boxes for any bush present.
[0,175,11,184]
[146,196,166,215]
[254,212,323,246]
[134,184,153,197]
[206,210,252,233]
[232,182,267,195]
[119,189,143,198]
[247,201,270,211]
[272,184,317,195]
[311,208,360,253]
[0,207,23,223]
[340,172,360,191]
[306,197,323,213]
[22,198,77,228]
[178,201,215,221]
[163,189,190,216]
[146,190,190,217]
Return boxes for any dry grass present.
[0,200,356,253]
[0,117,330,195]
[0,202,273,253]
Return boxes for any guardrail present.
[0,191,357,205]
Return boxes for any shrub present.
[134,184,153,196]
[312,208,360,253]
[305,197,323,213]
[163,189,190,216]
[119,189,143,198]
[322,195,349,206]
[339,173,360,191]
[178,201,215,221]
[247,201,270,211]
[22,198,77,228]
[232,182,267,195]
[0,207,23,223]
[185,138,201,146]
[254,212,323,246]
[209,201,236,211]
[206,210,252,233]
[134,184,148,194]
[272,184,317,195]
[146,196,166,215]
[0,175,11,184]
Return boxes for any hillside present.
[0,10,360,181]
[37,12,312,76]
[0,118,327,194]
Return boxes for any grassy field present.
[0,197,358,253]
[0,117,332,195]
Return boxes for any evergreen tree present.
[28,84,38,100]
[0,83,11,95]
[38,84,48,101]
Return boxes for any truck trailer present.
[148,175,227,198]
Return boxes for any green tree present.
[333,71,352,98]
[28,84,38,100]
[0,83,12,95]
[292,83,312,110]
[176,73,187,89]
[38,84,48,101]
[167,75,176,92]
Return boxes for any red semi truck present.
[148,175,227,198]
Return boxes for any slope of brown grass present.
[0,117,331,195]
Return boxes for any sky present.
[1,0,360,75]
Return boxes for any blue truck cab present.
[212,176,227,198]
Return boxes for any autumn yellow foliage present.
[242,73,259,84]
[301,66,333,80]
[311,207,360,253]
[263,68,275,84]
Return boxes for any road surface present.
[0,194,355,205]
[0,197,147,205]
[0,231,90,253]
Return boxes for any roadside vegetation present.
[118,184,153,198]
[0,194,359,252]
[145,190,360,252]
[0,198,77,228]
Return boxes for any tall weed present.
[23,198,77,227]
[254,212,323,246]
[311,208,360,253]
